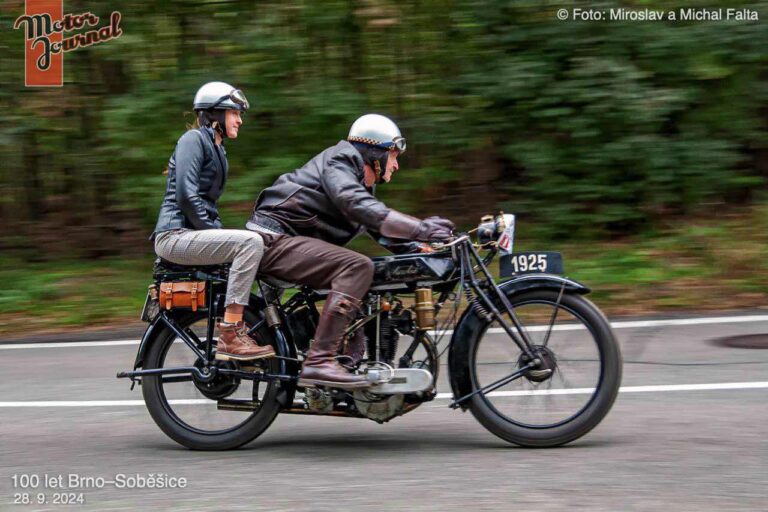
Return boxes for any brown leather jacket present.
[247,140,392,246]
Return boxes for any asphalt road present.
[1,313,767,511]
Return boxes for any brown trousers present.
[257,233,374,300]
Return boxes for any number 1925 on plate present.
[500,252,564,277]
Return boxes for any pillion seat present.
[152,258,295,289]
[153,257,231,276]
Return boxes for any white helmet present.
[193,81,249,112]
[347,114,406,153]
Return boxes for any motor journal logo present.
[13,0,123,87]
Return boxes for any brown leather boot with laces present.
[215,321,275,361]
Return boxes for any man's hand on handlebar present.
[417,216,454,242]
[379,210,456,244]
[423,216,455,232]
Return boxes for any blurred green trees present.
[1,0,766,258]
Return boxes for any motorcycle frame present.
[118,269,295,388]
[119,235,561,409]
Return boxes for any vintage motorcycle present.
[118,213,622,450]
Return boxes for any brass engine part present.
[413,288,435,330]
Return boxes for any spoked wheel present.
[467,290,622,447]
[142,308,282,450]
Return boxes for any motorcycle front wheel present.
[141,307,283,450]
[466,289,622,447]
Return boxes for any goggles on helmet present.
[391,136,407,153]
[210,89,250,111]
[370,136,406,154]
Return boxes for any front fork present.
[460,241,538,360]
[448,241,562,409]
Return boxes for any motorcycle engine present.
[304,387,333,413]
[353,390,404,423]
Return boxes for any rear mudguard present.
[134,314,160,370]
[447,274,590,410]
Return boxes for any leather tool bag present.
[158,281,206,311]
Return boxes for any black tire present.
[142,308,282,450]
[465,290,622,447]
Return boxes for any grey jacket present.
[151,126,228,240]
[247,140,392,246]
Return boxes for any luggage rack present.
[152,257,231,283]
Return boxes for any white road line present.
[2,314,768,349]
[434,381,768,398]
[481,314,768,335]
[0,399,210,408]
[1,381,766,407]
[0,340,140,349]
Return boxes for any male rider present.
[246,114,454,390]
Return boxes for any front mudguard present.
[447,274,590,410]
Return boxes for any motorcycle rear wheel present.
[466,290,622,447]
[142,308,282,450]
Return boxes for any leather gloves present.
[419,217,455,241]
[423,216,456,232]
[380,210,454,242]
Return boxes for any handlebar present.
[428,231,498,268]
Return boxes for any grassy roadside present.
[1,207,766,338]
[560,206,768,315]
[0,257,153,337]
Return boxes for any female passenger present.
[151,81,273,361]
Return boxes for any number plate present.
[500,252,564,276]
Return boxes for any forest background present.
[0,0,766,335]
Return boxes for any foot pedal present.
[367,368,433,394]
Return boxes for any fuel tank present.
[370,252,456,289]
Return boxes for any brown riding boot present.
[340,329,367,368]
[215,321,276,361]
[298,291,370,390]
